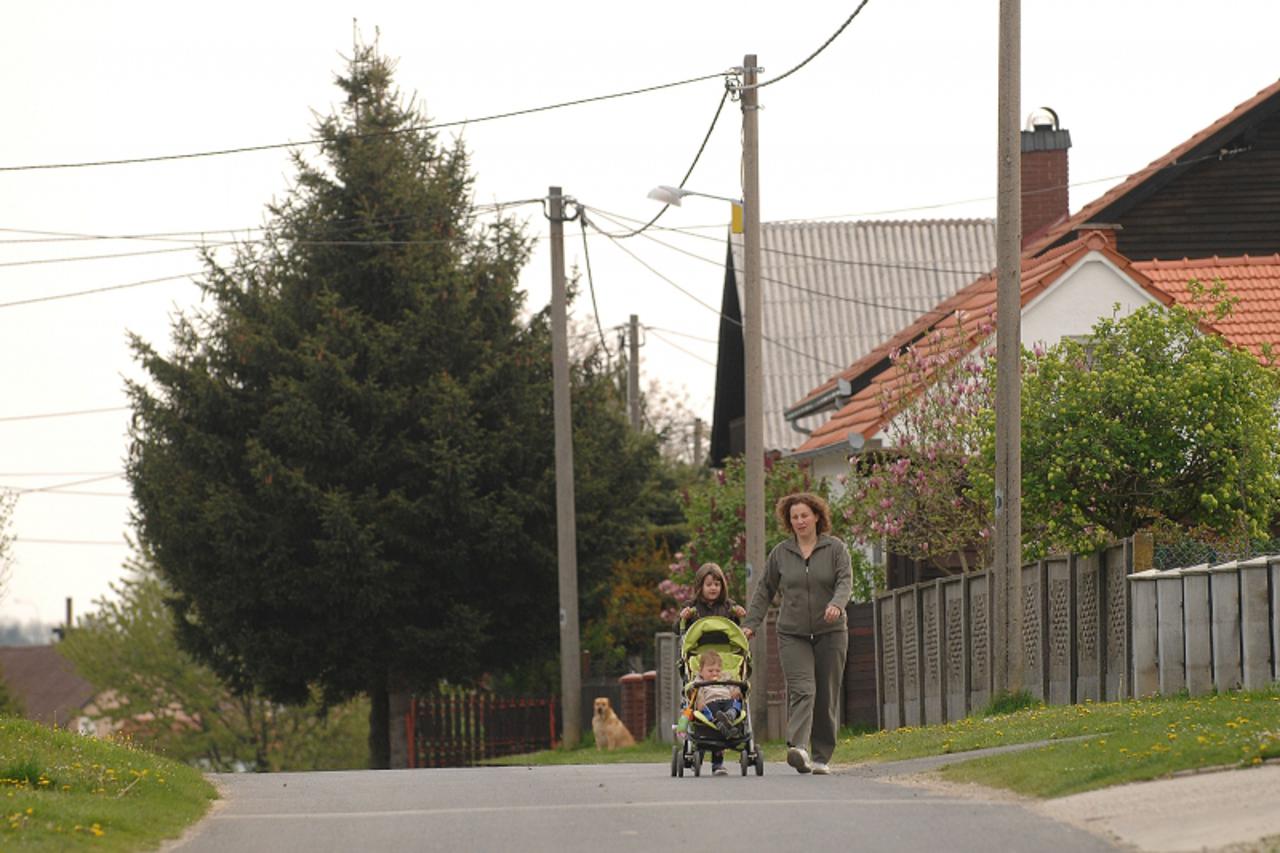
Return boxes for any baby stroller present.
[670,615,764,777]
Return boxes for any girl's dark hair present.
[775,492,832,535]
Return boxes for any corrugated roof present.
[1135,254,1280,359]
[729,219,996,452]
[0,645,95,728]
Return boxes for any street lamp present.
[646,185,742,208]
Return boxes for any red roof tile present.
[793,232,1172,455]
[1135,254,1280,359]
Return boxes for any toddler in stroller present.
[671,615,764,777]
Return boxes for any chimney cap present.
[1025,106,1060,131]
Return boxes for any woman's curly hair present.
[774,492,832,536]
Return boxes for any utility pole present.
[741,53,768,735]
[628,314,641,429]
[549,186,582,747]
[992,0,1023,697]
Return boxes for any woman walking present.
[742,492,852,775]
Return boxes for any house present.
[710,109,1086,465]
[709,218,998,464]
[0,644,102,734]
[784,78,1280,586]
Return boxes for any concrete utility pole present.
[549,186,582,746]
[741,54,768,735]
[628,314,642,429]
[693,417,704,468]
[992,0,1023,697]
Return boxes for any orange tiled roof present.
[1025,78,1280,257]
[792,232,1171,455]
[1135,254,1280,360]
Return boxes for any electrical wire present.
[0,73,729,172]
[745,2,872,90]
[646,329,717,367]
[612,88,730,239]
[14,474,125,493]
[644,325,718,345]
[13,538,129,546]
[592,223,846,371]
[0,272,201,309]
[578,212,611,363]
[0,406,129,423]
[585,205,961,319]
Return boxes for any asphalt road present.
[170,759,1116,853]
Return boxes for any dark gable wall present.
[709,242,745,466]
[1111,101,1280,261]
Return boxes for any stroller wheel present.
[671,745,680,777]
[693,749,704,777]
[754,750,765,776]
[739,749,750,776]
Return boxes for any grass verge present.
[0,716,216,851]
[838,686,1280,798]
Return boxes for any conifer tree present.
[127,46,664,766]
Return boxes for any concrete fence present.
[874,540,1137,729]
[1129,556,1280,697]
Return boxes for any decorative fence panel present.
[408,693,558,768]
[874,541,1131,728]
[874,543,1280,729]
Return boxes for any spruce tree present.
[127,47,570,766]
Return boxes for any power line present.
[0,73,728,172]
[611,88,730,239]
[591,222,846,371]
[0,406,129,423]
[0,271,201,309]
[3,489,129,498]
[0,471,122,477]
[13,537,129,546]
[745,1,872,90]
[585,205,959,318]
[644,325,718,345]
[646,329,718,367]
[14,474,125,494]
[577,212,611,361]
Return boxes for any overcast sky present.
[3,0,1279,629]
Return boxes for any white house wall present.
[1021,252,1160,348]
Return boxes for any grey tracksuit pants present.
[778,630,848,764]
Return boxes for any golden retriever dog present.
[591,697,636,750]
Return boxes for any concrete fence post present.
[1074,552,1104,703]
[1020,560,1049,701]
[921,581,945,724]
[654,633,679,744]
[1128,568,1160,697]
[1156,568,1186,695]
[941,576,967,721]
[1046,555,1075,706]
[1210,561,1243,692]
[1180,564,1213,697]
[1238,557,1271,689]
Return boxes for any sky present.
[3,0,1280,630]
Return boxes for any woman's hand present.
[742,627,755,640]
[733,605,746,618]
[823,604,842,623]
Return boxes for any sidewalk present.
[859,743,1280,852]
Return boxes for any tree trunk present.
[368,677,390,770]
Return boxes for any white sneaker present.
[811,762,830,775]
[786,746,812,774]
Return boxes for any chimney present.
[1021,107,1071,245]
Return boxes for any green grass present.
[836,686,1280,798]
[0,716,216,851]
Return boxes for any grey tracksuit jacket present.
[743,534,853,637]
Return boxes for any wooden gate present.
[407,693,559,768]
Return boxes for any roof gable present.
[0,645,96,728]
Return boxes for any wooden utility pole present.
[992,0,1023,696]
[549,186,581,746]
[741,53,768,735]
[628,314,641,429]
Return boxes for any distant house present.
[709,218,998,464]
[785,78,1280,587]
[0,645,102,734]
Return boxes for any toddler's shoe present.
[786,745,812,774]
[712,763,728,776]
